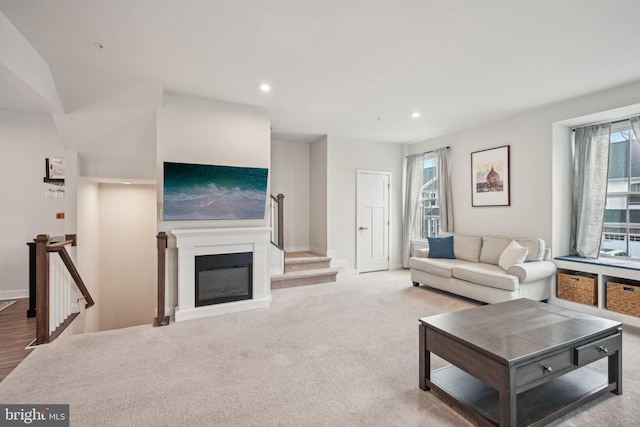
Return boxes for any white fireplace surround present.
[172,227,271,322]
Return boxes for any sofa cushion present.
[427,236,455,259]
[498,240,529,271]
[452,263,519,292]
[453,234,482,263]
[409,257,468,279]
[515,238,545,262]
[414,248,429,258]
[479,236,511,265]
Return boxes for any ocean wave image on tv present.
[163,162,268,220]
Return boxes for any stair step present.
[271,267,339,290]
[284,256,331,273]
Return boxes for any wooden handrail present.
[47,239,75,250]
[34,233,94,344]
[49,245,94,308]
[154,232,169,327]
[270,194,285,248]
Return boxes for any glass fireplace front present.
[195,252,253,306]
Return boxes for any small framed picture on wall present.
[471,145,510,207]
[46,157,65,181]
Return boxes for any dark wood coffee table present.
[419,298,622,427]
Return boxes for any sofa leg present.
[413,281,419,287]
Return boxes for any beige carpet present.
[0,270,638,426]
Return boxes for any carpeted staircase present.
[271,252,339,289]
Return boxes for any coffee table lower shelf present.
[429,365,616,427]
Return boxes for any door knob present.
[359,227,368,230]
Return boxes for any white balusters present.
[48,253,78,335]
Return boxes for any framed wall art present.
[471,145,510,207]
[163,161,269,220]
[46,157,65,181]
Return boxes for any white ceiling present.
[2,0,640,148]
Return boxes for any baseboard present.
[308,246,327,256]
[155,306,176,320]
[0,289,29,300]
[326,250,338,260]
[330,257,348,270]
[338,268,357,277]
[285,246,311,253]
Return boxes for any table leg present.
[610,333,623,395]
[419,323,430,391]
[498,368,517,426]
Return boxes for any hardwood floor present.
[0,298,35,382]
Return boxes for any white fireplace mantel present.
[172,227,271,322]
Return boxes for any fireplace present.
[172,227,271,322]
[196,252,252,306]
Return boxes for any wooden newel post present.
[154,232,170,327]
[34,234,50,344]
[277,194,284,248]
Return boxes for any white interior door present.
[357,170,390,273]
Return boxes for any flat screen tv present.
[163,162,269,220]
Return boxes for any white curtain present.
[402,153,425,267]
[434,147,454,233]
[570,123,611,258]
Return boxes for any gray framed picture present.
[471,145,510,207]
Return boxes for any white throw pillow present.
[498,240,529,271]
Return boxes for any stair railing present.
[34,234,94,344]
[270,194,285,249]
[154,232,170,327]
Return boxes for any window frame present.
[416,153,440,239]
[601,122,640,260]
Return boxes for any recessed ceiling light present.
[259,83,271,93]
[122,181,132,185]
[411,112,421,119]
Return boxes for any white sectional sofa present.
[410,234,557,304]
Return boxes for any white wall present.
[157,93,271,231]
[156,93,271,313]
[0,9,63,113]
[271,139,310,252]
[309,136,328,255]
[54,85,160,182]
[327,136,405,272]
[98,183,157,331]
[407,80,640,255]
[407,115,553,243]
[75,178,100,333]
[0,110,65,299]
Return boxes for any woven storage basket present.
[606,282,640,317]
[557,272,597,306]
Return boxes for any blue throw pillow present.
[427,236,455,259]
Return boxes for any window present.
[417,154,440,238]
[601,123,640,259]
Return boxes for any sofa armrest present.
[507,261,557,284]
[414,248,430,258]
